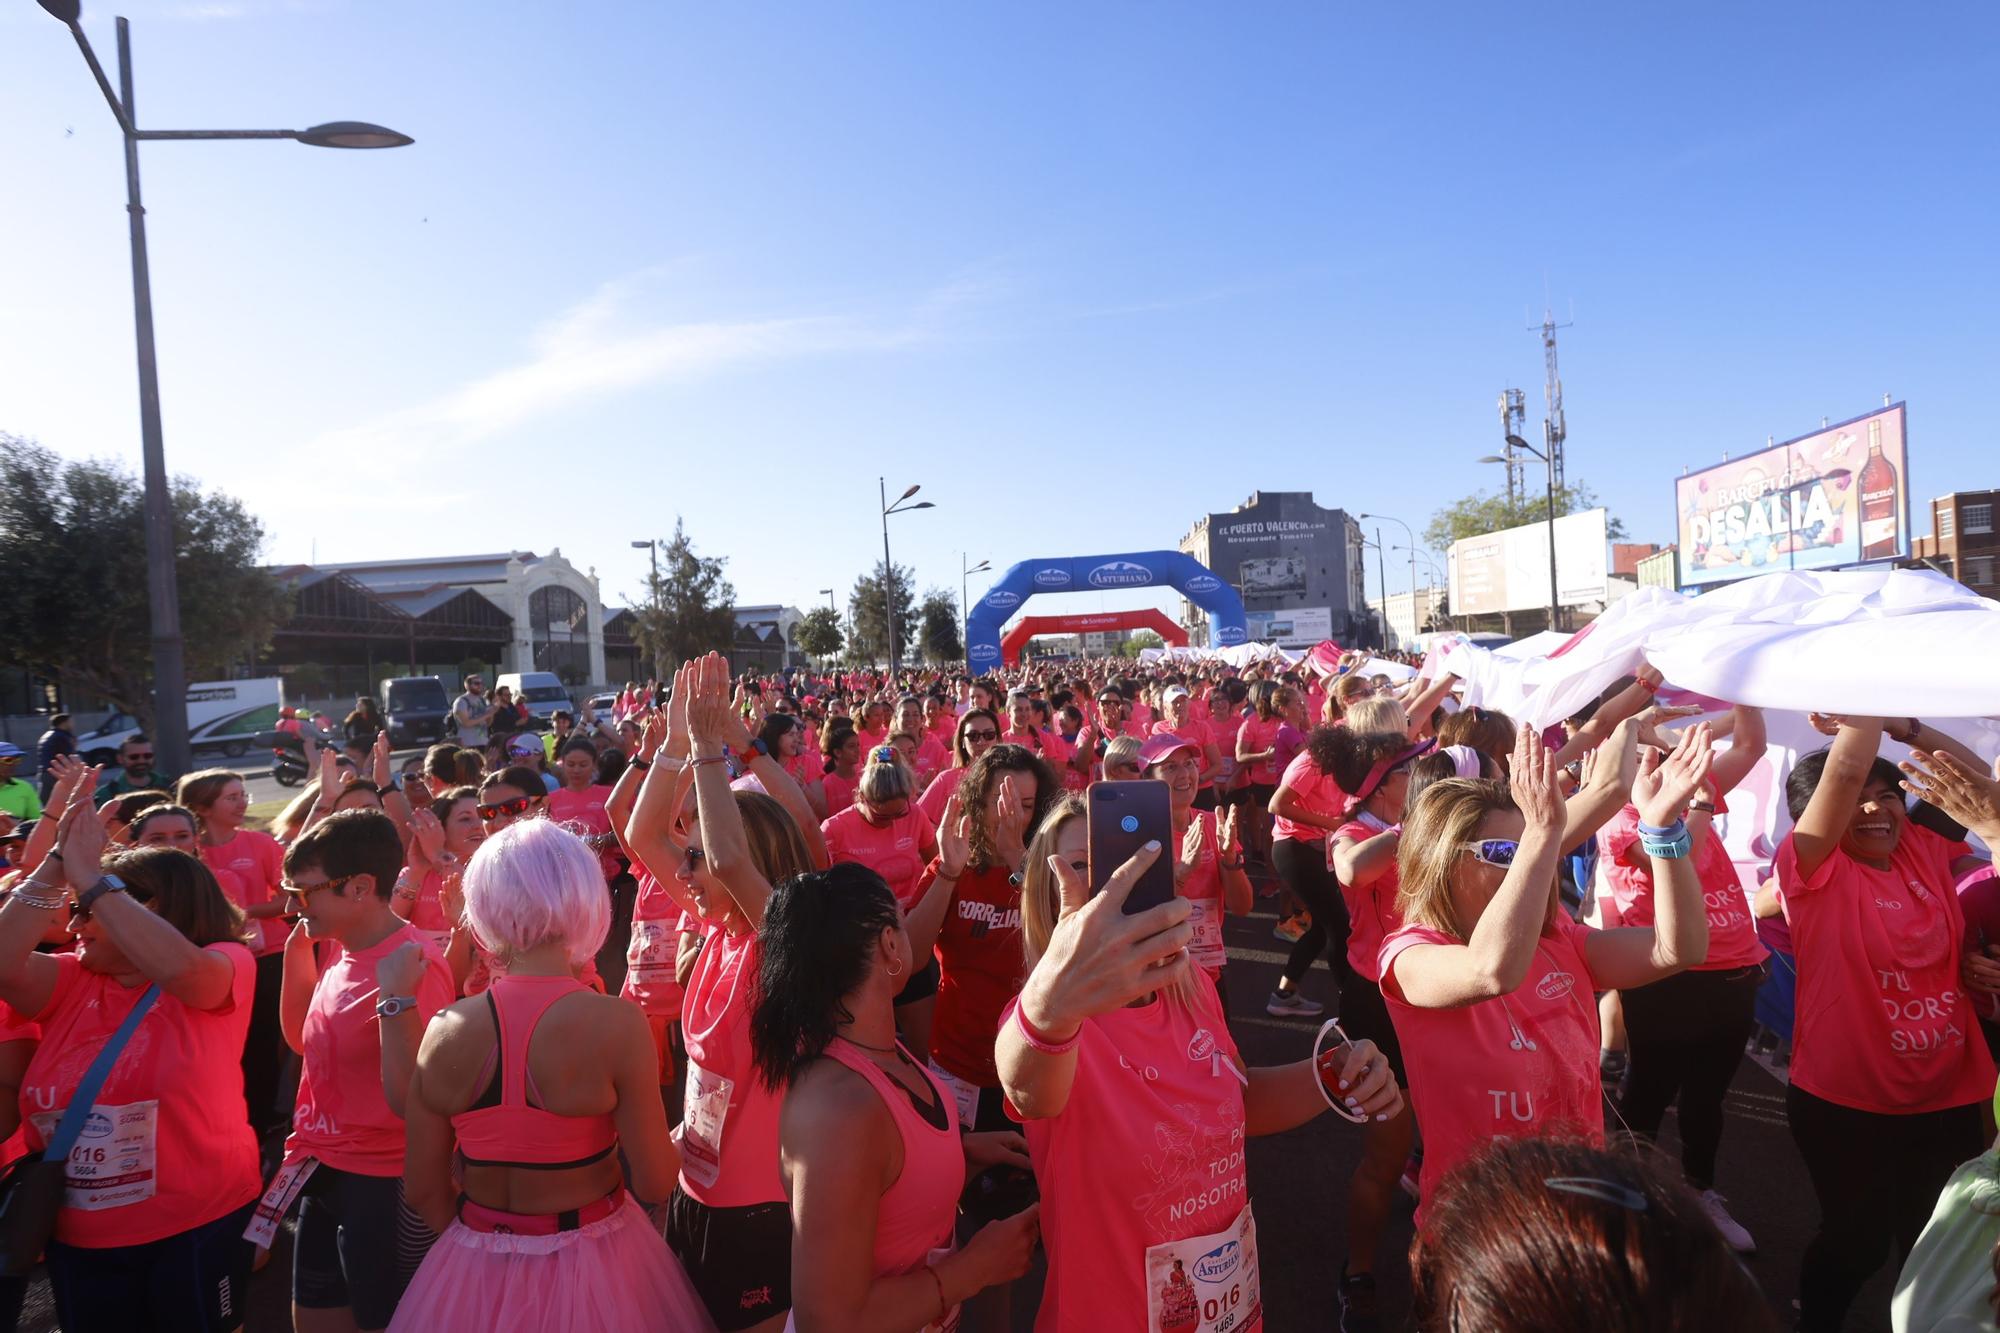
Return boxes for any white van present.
[494,672,572,724]
[77,678,286,764]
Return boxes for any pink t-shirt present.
[0,1002,39,1170]
[1238,717,1285,785]
[1601,805,1768,972]
[1008,971,1261,1333]
[910,737,949,785]
[821,805,936,910]
[23,944,261,1247]
[621,871,686,1020]
[287,925,454,1175]
[822,768,860,815]
[677,925,784,1207]
[201,830,287,953]
[1334,819,1402,982]
[1177,812,1228,973]
[1777,823,1995,1115]
[1381,915,1603,1215]
[917,768,963,830]
[1273,751,1347,845]
[546,784,619,881]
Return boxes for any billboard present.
[1675,404,1909,588]
[1449,508,1610,616]
[1246,607,1333,646]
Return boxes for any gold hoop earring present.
[886,956,905,978]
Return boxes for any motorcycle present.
[255,728,328,788]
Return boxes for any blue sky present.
[5,1,1996,630]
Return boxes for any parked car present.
[380,676,452,748]
[494,672,572,725]
[585,692,620,718]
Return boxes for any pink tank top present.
[678,926,786,1206]
[451,975,618,1169]
[823,1039,960,1275]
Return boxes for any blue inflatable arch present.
[965,551,1249,669]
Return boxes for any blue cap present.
[0,742,23,759]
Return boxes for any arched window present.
[530,585,591,682]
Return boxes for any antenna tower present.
[1536,309,1571,495]
[1496,389,1527,508]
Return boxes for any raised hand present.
[53,798,110,890]
[1508,724,1565,840]
[1018,841,1192,1036]
[992,774,1032,855]
[1633,723,1714,827]
[936,792,971,878]
[371,730,394,788]
[409,807,447,864]
[1217,804,1242,862]
[1901,749,2000,839]
[663,661,695,760]
[1175,819,1204,886]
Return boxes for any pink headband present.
[1443,744,1483,779]
[1342,739,1437,814]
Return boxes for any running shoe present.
[1700,1190,1756,1254]
[1337,1268,1380,1333]
[1271,914,1308,943]
[1265,989,1324,1018]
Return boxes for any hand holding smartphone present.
[1087,781,1176,916]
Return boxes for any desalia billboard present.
[1675,404,1909,588]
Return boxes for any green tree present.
[847,560,916,666]
[0,434,291,726]
[795,607,845,663]
[1116,630,1166,659]
[633,518,736,674]
[1423,481,1627,551]
[917,588,963,664]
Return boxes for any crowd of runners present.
[0,640,1996,1333]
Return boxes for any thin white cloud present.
[300,267,984,458]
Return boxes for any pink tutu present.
[389,1197,715,1332]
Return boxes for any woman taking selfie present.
[750,862,1040,1332]
[1381,724,1713,1210]
[997,797,1401,1331]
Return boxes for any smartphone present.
[1087,780,1176,916]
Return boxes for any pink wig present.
[462,818,609,966]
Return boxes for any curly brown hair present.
[955,744,1060,874]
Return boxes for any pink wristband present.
[1014,1005,1081,1055]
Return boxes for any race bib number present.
[1186,897,1226,970]
[627,919,680,986]
[244,1155,319,1247]
[1145,1205,1260,1333]
[676,1061,732,1189]
[29,1100,159,1213]
[926,1059,981,1131]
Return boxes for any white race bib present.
[1186,896,1226,970]
[627,918,680,986]
[926,1059,981,1131]
[676,1061,732,1189]
[30,1099,159,1213]
[1144,1204,1260,1333]
[244,1154,319,1247]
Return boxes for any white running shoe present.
[1700,1190,1756,1253]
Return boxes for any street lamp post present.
[961,555,990,664]
[1480,434,1561,632]
[818,588,836,612]
[37,2,411,777]
[879,479,934,676]
[631,539,658,680]
[1359,512,1418,650]
[1393,545,1445,633]
[1361,533,1391,651]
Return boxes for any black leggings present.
[1274,837,1349,989]
[1616,964,1761,1188]
[1786,1083,1982,1333]
[242,951,287,1138]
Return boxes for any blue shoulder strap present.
[42,985,161,1163]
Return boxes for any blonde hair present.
[857,745,918,806]
[1345,697,1406,734]
[1102,735,1144,774]
[1395,777,1556,940]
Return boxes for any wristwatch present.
[76,874,129,914]
[738,738,770,761]
[375,994,418,1019]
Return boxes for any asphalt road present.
[19,867,1903,1332]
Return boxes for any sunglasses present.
[477,796,533,820]
[1458,839,1520,868]
[69,887,156,923]
[962,728,999,743]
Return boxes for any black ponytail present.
[750,862,901,1092]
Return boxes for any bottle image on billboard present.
[1858,417,1899,560]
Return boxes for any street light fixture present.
[879,479,934,675]
[631,540,659,680]
[37,5,412,777]
[961,556,990,661]
[1480,433,1562,632]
